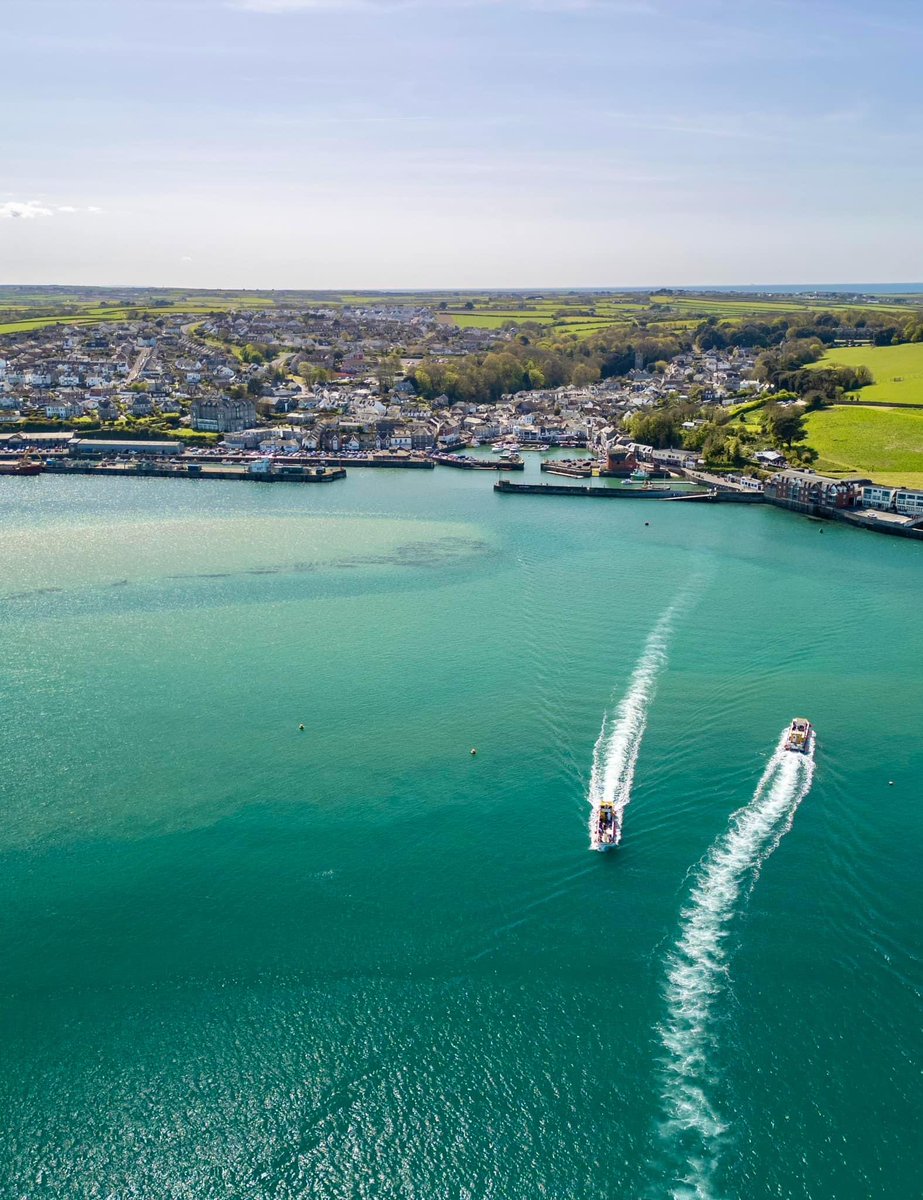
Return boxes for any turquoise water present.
[1,469,920,1199]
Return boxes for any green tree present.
[376,352,403,394]
[627,410,681,448]
[571,362,600,387]
[702,429,728,465]
[763,402,807,447]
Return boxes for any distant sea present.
[1,464,920,1199]
[670,283,923,294]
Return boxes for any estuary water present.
[1,465,920,1199]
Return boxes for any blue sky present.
[2,0,921,287]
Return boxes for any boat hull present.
[0,462,44,476]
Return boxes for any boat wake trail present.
[655,732,816,1199]
[588,602,681,849]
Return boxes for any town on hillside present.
[1,292,922,534]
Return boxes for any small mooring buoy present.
[888,780,895,786]
[644,521,650,527]
[470,748,477,757]
[299,724,305,732]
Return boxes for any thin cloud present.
[0,200,54,220]
[0,201,104,219]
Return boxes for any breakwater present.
[494,480,713,499]
[314,454,433,469]
[432,454,525,471]
[832,508,923,540]
[540,460,593,478]
[43,459,346,484]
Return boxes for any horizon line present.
[2,281,923,294]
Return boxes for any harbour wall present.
[493,480,716,500]
[43,460,346,483]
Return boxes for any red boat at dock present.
[0,455,45,476]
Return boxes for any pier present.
[310,453,433,469]
[539,460,593,479]
[43,458,346,483]
[494,480,714,499]
[431,454,525,471]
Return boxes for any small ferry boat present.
[784,717,813,753]
[591,801,619,851]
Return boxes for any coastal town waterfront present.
[5,430,922,538]
[4,289,923,538]
[1,468,920,1199]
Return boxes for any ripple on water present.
[1,977,641,1200]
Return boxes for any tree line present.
[407,329,684,405]
[404,307,919,407]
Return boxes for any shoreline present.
[3,450,922,541]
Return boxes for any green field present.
[0,289,278,338]
[445,313,524,329]
[805,405,923,487]
[812,342,923,407]
[649,295,910,317]
[1,287,917,348]
[437,290,916,341]
[0,306,241,336]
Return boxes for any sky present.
[2,0,922,288]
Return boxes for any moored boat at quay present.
[0,455,45,476]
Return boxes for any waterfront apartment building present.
[862,484,923,519]
[766,470,866,513]
[191,397,257,433]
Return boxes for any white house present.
[862,485,923,519]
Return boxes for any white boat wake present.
[656,731,816,1199]
[588,602,681,849]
